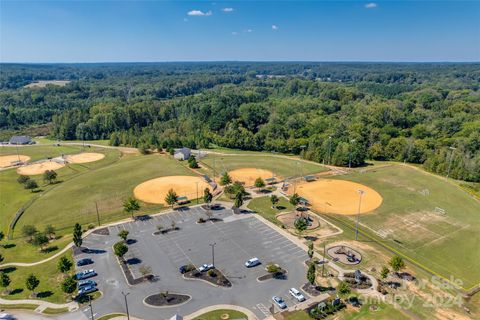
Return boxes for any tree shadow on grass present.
[37,291,53,298]
[42,246,58,254]
[0,267,17,273]
[276,206,286,210]
[9,288,23,295]
[2,243,16,249]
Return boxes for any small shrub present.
[207,269,217,277]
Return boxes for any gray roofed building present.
[174,147,191,161]
[9,135,33,145]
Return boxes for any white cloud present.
[231,31,239,36]
[222,8,234,13]
[183,18,188,22]
[272,25,279,31]
[187,10,212,16]
[246,29,253,33]
[365,3,378,9]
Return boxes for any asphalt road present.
[75,205,309,319]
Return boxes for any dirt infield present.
[228,168,277,187]
[0,155,30,168]
[66,152,105,164]
[17,161,65,175]
[134,175,212,204]
[294,179,383,215]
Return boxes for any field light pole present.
[121,291,130,320]
[328,136,332,165]
[348,139,356,169]
[209,242,216,267]
[196,181,199,204]
[355,189,365,241]
[446,147,456,179]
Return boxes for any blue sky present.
[1,1,479,62]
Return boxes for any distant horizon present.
[1,60,479,65]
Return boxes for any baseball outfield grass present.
[327,164,480,290]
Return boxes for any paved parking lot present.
[75,205,309,319]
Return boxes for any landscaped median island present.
[184,267,232,288]
[144,292,191,307]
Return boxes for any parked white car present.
[245,257,261,268]
[0,313,15,320]
[289,287,306,302]
[199,264,214,272]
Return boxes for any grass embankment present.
[329,164,480,290]
[200,154,327,178]
[247,196,294,225]
[193,309,247,320]
[0,303,38,310]
[0,251,75,304]
[42,307,70,314]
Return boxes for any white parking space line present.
[255,303,271,317]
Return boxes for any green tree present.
[17,175,30,184]
[307,241,314,259]
[44,225,56,240]
[24,179,38,192]
[188,155,199,168]
[203,188,213,207]
[270,194,279,208]
[43,170,58,184]
[337,281,351,296]
[22,225,37,242]
[113,241,129,259]
[25,274,40,296]
[234,191,244,208]
[307,262,316,285]
[294,218,308,235]
[61,276,77,294]
[266,263,281,274]
[254,177,265,189]
[118,230,129,242]
[380,266,390,279]
[57,256,73,274]
[123,198,140,219]
[290,193,300,206]
[220,172,232,186]
[73,223,83,247]
[165,189,178,209]
[389,256,406,273]
[32,232,49,251]
[0,272,11,294]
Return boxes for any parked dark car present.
[77,258,93,266]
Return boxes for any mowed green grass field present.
[328,164,480,289]
[16,153,194,235]
[200,153,327,178]
[0,144,83,162]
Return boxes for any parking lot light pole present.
[121,291,130,320]
[209,242,216,267]
[355,189,365,241]
[88,295,94,320]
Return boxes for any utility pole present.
[328,136,332,165]
[446,147,456,179]
[355,189,365,241]
[121,291,130,320]
[88,295,94,320]
[209,242,216,267]
[196,181,199,204]
[322,243,326,277]
[349,139,355,169]
[95,201,100,226]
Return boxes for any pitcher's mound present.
[134,176,212,204]
[294,179,382,215]
[228,168,277,187]
[17,161,65,175]
[66,152,105,164]
[0,155,30,168]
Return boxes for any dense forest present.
[1,62,479,182]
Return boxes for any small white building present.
[174,147,191,161]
